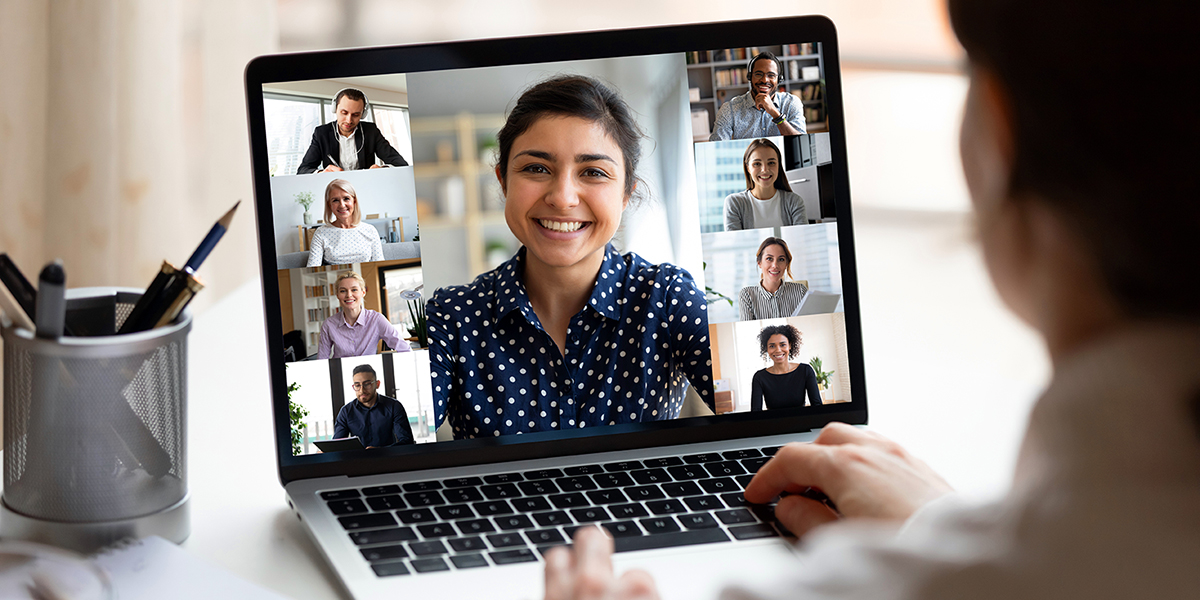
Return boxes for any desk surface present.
[181,205,1046,599]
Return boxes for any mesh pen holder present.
[1,287,190,552]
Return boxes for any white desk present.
[180,206,1047,599]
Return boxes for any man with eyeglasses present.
[332,364,416,448]
[709,51,807,141]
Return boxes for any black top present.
[333,393,416,447]
[750,363,823,412]
[296,121,409,174]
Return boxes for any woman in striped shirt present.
[738,236,808,321]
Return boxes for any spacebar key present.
[613,528,730,553]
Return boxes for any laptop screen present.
[247,18,865,480]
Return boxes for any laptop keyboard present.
[321,445,792,577]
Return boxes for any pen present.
[0,253,38,323]
[326,154,339,169]
[34,260,66,339]
[0,275,35,331]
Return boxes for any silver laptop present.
[245,16,865,598]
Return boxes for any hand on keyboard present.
[544,526,660,600]
[744,423,953,538]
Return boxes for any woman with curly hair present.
[750,323,822,411]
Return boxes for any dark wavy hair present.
[496,74,645,199]
[949,0,1200,319]
[755,237,793,279]
[758,324,802,360]
[742,139,792,193]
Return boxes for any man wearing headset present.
[296,88,409,174]
[709,52,807,141]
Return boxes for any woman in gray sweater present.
[724,138,806,231]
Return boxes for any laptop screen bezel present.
[244,16,867,486]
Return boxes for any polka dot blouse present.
[427,245,714,439]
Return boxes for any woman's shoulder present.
[618,251,697,288]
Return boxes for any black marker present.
[34,260,66,339]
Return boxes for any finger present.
[814,423,905,457]
[744,442,833,504]
[616,569,661,600]
[572,526,615,599]
[543,546,573,600]
[774,494,840,538]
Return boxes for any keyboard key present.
[371,562,410,577]
[641,456,684,468]
[750,504,776,522]
[699,478,739,494]
[410,557,451,573]
[735,475,756,488]
[350,526,415,545]
[667,465,707,480]
[403,480,442,492]
[435,504,476,520]
[487,532,526,548]
[448,536,488,552]
[729,524,779,540]
[563,464,604,476]
[722,449,762,460]
[715,509,756,525]
[525,529,566,545]
[555,476,597,492]
[409,540,449,556]
[587,489,628,505]
[442,487,484,504]
[338,513,397,530]
[629,468,670,485]
[443,477,483,488]
[603,460,644,471]
[532,511,571,526]
[327,499,368,515]
[321,489,360,500]
[484,473,523,484]
[601,521,643,538]
[661,481,702,497]
[593,472,635,488]
[538,544,573,556]
[684,453,723,463]
[450,554,489,569]
[608,503,649,519]
[571,507,610,523]
[705,461,747,477]
[562,524,598,539]
[720,492,749,508]
[679,513,720,529]
[417,523,457,538]
[404,491,446,507]
[761,446,782,456]
[639,516,681,535]
[360,545,409,562]
[396,508,437,524]
[625,485,665,501]
[362,485,401,496]
[549,492,588,508]
[518,480,559,496]
[645,499,687,515]
[523,468,565,480]
[490,549,538,565]
[684,495,723,511]
[495,515,535,531]
[366,495,406,511]
[612,528,729,553]
[511,497,552,513]
[740,457,770,473]
[456,518,496,535]
[481,483,521,499]
[473,500,514,516]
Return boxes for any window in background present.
[264,94,322,177]
[378,263,423,336]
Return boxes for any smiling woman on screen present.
[317,271,409,360]
[305,179,384,267]
[739,237,808,321]
[724,138,806,231]
[426,75,713,440]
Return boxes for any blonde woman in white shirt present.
[305,179,384,267]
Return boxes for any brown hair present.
[323,179,362,226]
[949,0,1200,319]
[742,139,792,193]
[756,236,794,280]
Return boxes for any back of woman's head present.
[496,75,644,198]
[949,0,1200,320]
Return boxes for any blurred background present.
[1,0,1047,500]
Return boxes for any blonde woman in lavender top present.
[306,179,384,267]
[317,271,410,360]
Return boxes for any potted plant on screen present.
[809,356,835,403]
[401,288,427,348]
[295,191,316,226]
[288,382,309,455]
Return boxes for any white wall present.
[269,166,418,256]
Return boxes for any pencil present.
[184,201,240,272]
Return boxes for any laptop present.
[244,16,865,599]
